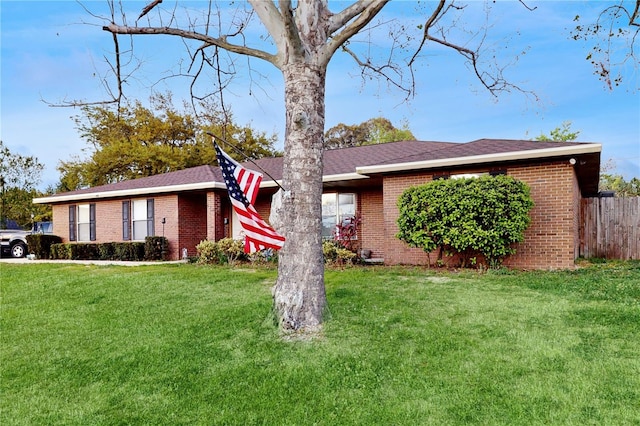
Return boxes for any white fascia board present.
[261,173,368,188]
[355,144,602,175]
[33,182,227,204]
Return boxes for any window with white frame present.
[321,193,356,239]
[450,172,489,179]
[132,199,153,241]
[77,204,91,241]
[69,203,95,242]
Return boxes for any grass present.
[1,261,639,425]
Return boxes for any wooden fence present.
[580,197,639,260]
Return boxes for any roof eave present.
[355,144,603,175]
[33,182,228,204]
[260,173,369,188]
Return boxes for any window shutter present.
[146,199,155,237]
[122,200,131,241]
[68,205,76,241]
[89,203,96,241]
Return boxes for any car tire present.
[10,242,27,258]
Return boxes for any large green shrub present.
[397,175,534,268]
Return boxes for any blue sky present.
[1,1,639,190]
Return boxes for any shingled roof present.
[34,138,601,203]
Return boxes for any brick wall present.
[175,193,207,258]
[358,188,385,259]
[382,174,433,266]
[206,192,227,242]
[504,161,579,269]
[51,204,68,240]
[382,162,580,269]
[154,195,180,259]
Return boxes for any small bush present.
[322,240,338,263]
[145,236,168,260]
[323,240,358,266]
[197,239,277,265]
[196,239,221,264]
[216,238,246,265]
[51,243,71,260]
[26,234,62,259]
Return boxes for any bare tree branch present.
[102,24,278,65]
[137,0,162,21]
[572,1,639,90]
[322,0,390,66]
[630,0,640,26]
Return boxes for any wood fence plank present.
[580,197,639,260]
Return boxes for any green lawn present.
[1,261,639,425]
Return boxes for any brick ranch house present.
[34,139,601,269]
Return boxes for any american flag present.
[214,143,285,253]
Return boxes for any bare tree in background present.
[87,0,637,335]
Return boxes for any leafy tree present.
[85,1,638,334]
[535,121,580,142]
[397,175,534,268]
[600,175,640,196]
[0,141,50,228]
[59,94,279,190]
[324,117,415,149]
[599,160,640,196]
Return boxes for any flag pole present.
[206,131,287,193]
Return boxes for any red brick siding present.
[51,204,68,240]
[504,162,579,269]
[381,162,580,269]
[176,193,208,258]
[383,174,434,265]
[358,188,385,258]
[206,192,225,241]
[153,196,180,259]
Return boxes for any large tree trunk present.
[272,62,327,333]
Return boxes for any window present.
[322,193,356,239]
[69,203,95,242]
[123,199,155,241]
[450,172,489,180]
[77,204,91,241]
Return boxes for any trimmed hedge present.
[144,236,169,261]
[25,234,62,259]
[50,237,168,261]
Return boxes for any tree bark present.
[272,61,327,333]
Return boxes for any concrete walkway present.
[0,258,187,266]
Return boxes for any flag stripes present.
[214,143,285,253]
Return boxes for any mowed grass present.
[1,261,639,425]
